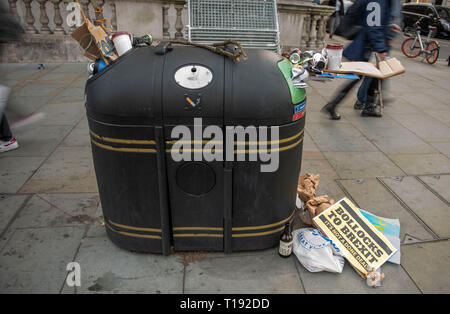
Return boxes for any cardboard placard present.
[71,3,117,63]
[325,58,405,79]
[313,197,397,277]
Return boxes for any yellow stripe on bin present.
[232,210,295,231]
[234,135,303,154]
[90,130,156,145]
[91,138,157,153]
[108,219,161,233]
[105,223,162,240]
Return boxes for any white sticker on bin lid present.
[174,65,213,89]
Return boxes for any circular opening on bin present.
[176,162,216,196]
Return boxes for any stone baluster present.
[110,1,117,31]
[174,3,184,39]
[37,0,51,34]
[300,15,310,49]
[8,0,19,18]
[162,3,170,39]
[23,0,38,34]
[316,14,329,49]
[308,14,320,50]
[51,0,65,34]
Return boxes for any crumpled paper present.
[306,195,335,219]
[297,174,334,226]
[297,173,320,203]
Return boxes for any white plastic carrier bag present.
[293,228,345,273]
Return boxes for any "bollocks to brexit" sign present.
[313,197,397,277]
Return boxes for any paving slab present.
[0,195,28,234]
[19,146,97,194]
[389,113,450,143]
[60,117,90,147]
[50,63,88,73]
[306,122,378,152]
[0,156,45,193]
[387,153,450,175]
[381,176,450,238]
[13,83,65,98]
[38,101,85,126]
[66,236,184,294]
[399,92,449,112]
[383,100,424,114]
[424,110,450,127]
[323,151,405,179]
[0,226,86,293]
[184,252,304,294]
[294,258,420,294]
[401,240,450,294]
[417,174,450,204]
[338,178,434,242]
[2,125,73,157]
[48,87,85,104]
[429,142,450,159]
[10,194,99,229]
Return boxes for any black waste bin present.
[85,45,306,254]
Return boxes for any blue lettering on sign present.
[294,101,306,114]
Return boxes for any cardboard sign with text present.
[313,197,397,277]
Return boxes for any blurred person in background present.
[329,0,345,39]
[0,3,44,153]
[353,0,402,114]
[321,0,397,120]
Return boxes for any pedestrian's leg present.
[361,78,382,117]
[321,78,361,120]
[329,14,336,38]
[0,114,13,141]
[355,77,372,109]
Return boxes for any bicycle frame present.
[408,28,435,55]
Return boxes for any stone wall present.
[0,0,334,63]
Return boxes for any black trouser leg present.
[0,114,13,141]
[367,77,380,96]
[327,77,361,109]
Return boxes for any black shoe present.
[321,103,341,120]
[354,100,365,110]
[361,94,382,117]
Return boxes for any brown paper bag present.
[306,195,335,219]
[297,173,320,203]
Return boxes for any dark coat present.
[343,0,391,61]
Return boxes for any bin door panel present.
[165,124,225,251]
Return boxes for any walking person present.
[353,0,402,114]
[329,0,345,39]
[321,0,394,120]
[0,3,21,153]
[1,3,44,153]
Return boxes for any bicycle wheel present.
[425,41,439,64]
[401,38,421,58]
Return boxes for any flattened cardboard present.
[325,58,405,79]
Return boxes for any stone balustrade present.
[1,0,335,62]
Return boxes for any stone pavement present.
[0,50,449,294]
